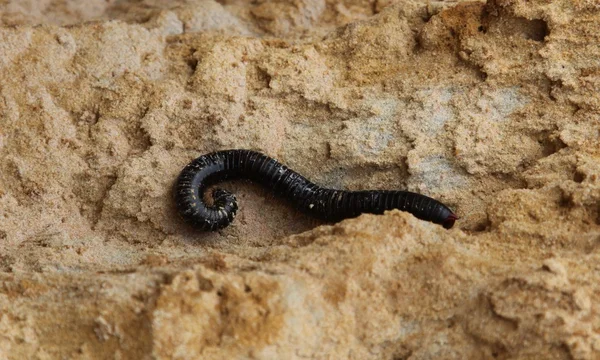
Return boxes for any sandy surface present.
[0,0,599,359]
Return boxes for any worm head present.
[442,213,459,229]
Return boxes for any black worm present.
[174,149,458,231]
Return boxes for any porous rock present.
[1,0,599,359]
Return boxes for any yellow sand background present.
[0,0,599,358]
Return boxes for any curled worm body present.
[174,149,458,231]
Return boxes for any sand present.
[0,0,599,358]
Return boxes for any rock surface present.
[1,0,600,359]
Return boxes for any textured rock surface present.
[1,0,600,359]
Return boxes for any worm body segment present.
[174,149,458,231]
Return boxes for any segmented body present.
[174,149,458,231]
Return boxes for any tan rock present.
[0,0,599,358]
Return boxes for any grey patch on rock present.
[473,87,528,122]
[408,155,466,193]
[414,86,455,135]
[332,97,398,160]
